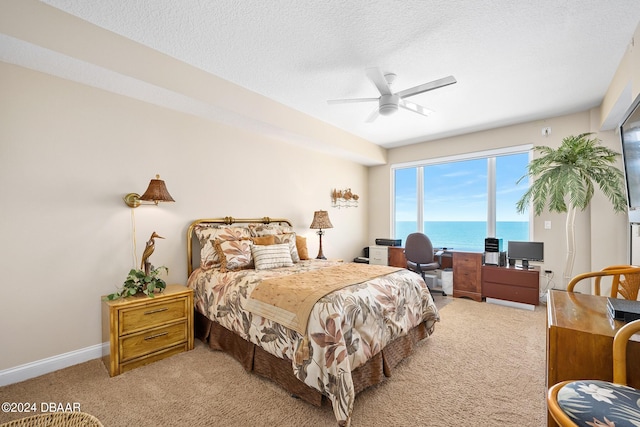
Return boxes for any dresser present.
[482,265,539,305]
[452,252,483,301]
[102,284,194,376]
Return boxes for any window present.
[392,146,531,252]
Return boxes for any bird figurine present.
[141,231,164,275]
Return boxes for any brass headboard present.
[186,216,293,277]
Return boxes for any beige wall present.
[1,0,638,377]
[368,110,629,288]
[0,62,369,370]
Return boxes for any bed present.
[186,217,440,426]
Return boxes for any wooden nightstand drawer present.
[120,343,189,374]
[120,321,188,362]
[119,298,188,335]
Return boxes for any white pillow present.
[273,232,300,263]
[252,244,294,270]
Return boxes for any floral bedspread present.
[187,260,440,426]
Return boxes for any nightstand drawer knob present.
[144,331,169,341]
[144,307,169,315]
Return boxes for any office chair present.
[404,232,445,295]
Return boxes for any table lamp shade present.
[310,210,333,229]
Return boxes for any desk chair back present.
[404,233,444,296]
[405,232,437,267]
[567,265,640,300]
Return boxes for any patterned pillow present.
[215,239,254,272]
[296,235,309,260]
[194,225,252,269]
[252,244,294,270]
[248,223,293,237]
[273,233,300,263]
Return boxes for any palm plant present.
[516,132,626,286]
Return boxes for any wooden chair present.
[567,265,640,300]
[547,318,640,426]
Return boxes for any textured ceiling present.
[17,1,640,148]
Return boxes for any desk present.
[387,247,454,269]
[546,290,640,426]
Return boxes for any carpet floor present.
[0,296,547,426]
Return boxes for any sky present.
[394,152,530,222]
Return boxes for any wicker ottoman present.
[0,412,103,427]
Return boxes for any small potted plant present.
[105,266,168,300]
[105,231,168,300]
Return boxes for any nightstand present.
[101,284,194,377]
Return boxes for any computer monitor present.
[507,241,544,269]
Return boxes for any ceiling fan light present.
[379,94,399,116]
[379,104,398,116]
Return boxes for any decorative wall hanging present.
[331,188,359,208]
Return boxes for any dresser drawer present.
[120,321,188,362]
[483,281,539,305]
[482,266,538,288]
[119,297,188,335]
[454,255,479,270]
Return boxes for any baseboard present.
[0,342,108,387]
[485,297,535,311]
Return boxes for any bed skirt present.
[194,309,431,407]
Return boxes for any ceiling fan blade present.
[365,107,380,123]
[399,99,434,117]
[396,75,457,99]
[327,98,379,105]
[365,67,392,96]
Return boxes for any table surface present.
[547,290,640,340]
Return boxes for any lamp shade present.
[139,175,175,203]
[310,210,333,229]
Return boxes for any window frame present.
[390,144,533,244]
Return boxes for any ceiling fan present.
[327,67,457,122]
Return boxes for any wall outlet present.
[544,269,552,274]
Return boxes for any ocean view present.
[395,221,529,252]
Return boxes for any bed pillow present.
[296,235,309,260]
[194,225,252,269]
[249,223,293,237]
[215,239,254,272]
[251,235,276,246]
[252,244,294,270]
[273,233,300,263]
